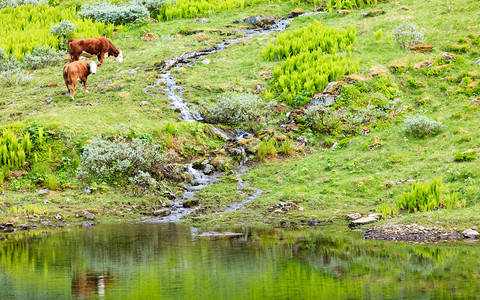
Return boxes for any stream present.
[145,14,322,222]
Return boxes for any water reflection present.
[0,224,479,299]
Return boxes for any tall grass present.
[0,4,114,58]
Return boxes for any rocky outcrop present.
[409,43,435,52]
[309,81,346,107]
[268,201,304,213]
[462,228,479,239]
[141,33,158,41]
[363,223,462,241]
[414,60,435,69]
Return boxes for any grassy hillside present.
[1,0,480,232]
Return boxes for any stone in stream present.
[153,209,171,217]
[347,213,362,220]
[183,199,199,208]
[84,212,95,220]
[288,9,306,18]
[198,231,243,240]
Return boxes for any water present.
[1,224,480,299]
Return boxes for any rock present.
[242,16,275,28]
[347,213,362,220]
[360,9,386,17]
[462,229,480,239]
[288,8,305,18]
[259,71,272,79]
[409,43,435,52]
[268,201,303,213]
[40,82,58,88]
[198,231,243,240]
[467,81,479,89]
[55,214,63,220]
[81,222,94,227]
[197,33,212,41]
[469,70,479,77]
[309,81,346,106]
[38,189,49,196]
[98,84,124,93]
[237,137,261,150]
[414,60,435,69]
[84,212,95,220]
[368,65,389,76]
[0,237,5,241]
[228,147,246,158]
[307,219,333,226]
[368,213,382,220]
[344,74,368,83]
[473,226,478,231]
[203,164,214,175]
[85,186,92,194]
[183,199,199,208]
[350,216,378,226]
[17,224,29,230]
[337,10,350,15]
[153,209,171,217]
[209,156,232,170]
[195,18,209,23]
[441,52,458,61]
[141,32,158,41]
[139,101,149,106]
[388,64,407,72]
[119,92,131,98]
[202,58,210,64]
[469,98,480,106]
[396,6,409,10]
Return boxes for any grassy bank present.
[1,0,480,234]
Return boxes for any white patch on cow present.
[85,90,90,93]
[115,50,123,63]
[90,61,97,74]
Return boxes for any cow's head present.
[90,61,97,74]
[115,50,123,63]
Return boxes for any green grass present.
[1,0,480,231]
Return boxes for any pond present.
[1,224,479,299]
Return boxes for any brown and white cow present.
[63,61,97,100]
[68,37,123,67]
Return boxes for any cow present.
[68,37,123,67]
[63,61,97,100]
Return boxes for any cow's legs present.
[97,52,104,67]
[83,78,89,93]
[70,80,77,100]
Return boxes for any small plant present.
[50,20,76,49]
[277,139,294,156]
[257,138,276,159]
[23,46,67,70]
[392,21,425,50]
[396,177,464,212]
[374,29,383,41]
[404,115,443,138]
[45,174,59,190]
[454,150,477,162]
[377,203,398,218]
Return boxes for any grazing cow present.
[63,61,97,100]
[68,37,123,67]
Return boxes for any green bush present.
[79,0,155,24]
[78,137,169,186]
[201,92,277,130]
[374,29,383,41]
[0,0,45,8]
[404,115,443,138]
[392,21,425,50]
[277,139,294,156]
[396,177,464,212]
[23,46,66,70]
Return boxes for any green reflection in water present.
[1,224,479,299]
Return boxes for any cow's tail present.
[67,38,74,46]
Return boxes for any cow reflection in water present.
[71,269,117,298]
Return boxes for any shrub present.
[201,92,277,130]
[51,20,76,49]
[0,0,46,8]
[396,177,464,212]
[404,115,443,138]
[45,174,59,190]
[23,46,66,70]
[0,69,33,86]
[78,137,169,185]
[277,139,294,156]
[304,105,344,135]
[257,138,276,159]
[79,1,150,24]
[392,21,425,50]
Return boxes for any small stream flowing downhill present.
[145,12,323,223]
